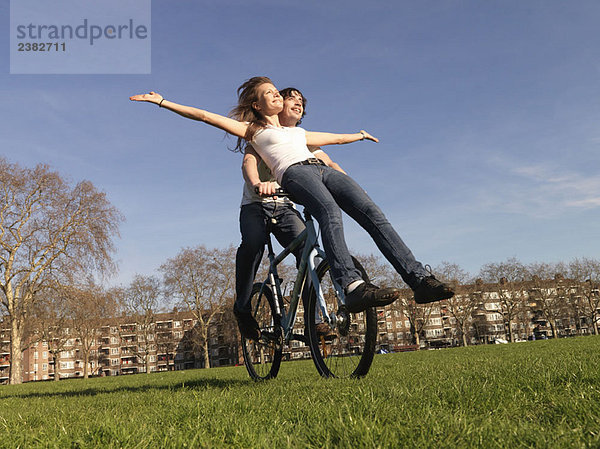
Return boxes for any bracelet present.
[158,98,165,108]
[359,130,366,140]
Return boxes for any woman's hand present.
[129,91,163,105]
[360,130,379,143]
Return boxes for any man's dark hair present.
[279,87,307,125]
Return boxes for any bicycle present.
[241,190,378,380]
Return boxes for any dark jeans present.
[235,201,305,314]
[281,164,428,290]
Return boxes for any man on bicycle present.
[234,87,343,340]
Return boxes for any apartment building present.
[0,310,240,384]
[0,326,10,383]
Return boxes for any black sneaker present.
[345,282,400,313]
[233,309,261,341]
[413,276,455,304]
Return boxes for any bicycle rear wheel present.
[241,283,283,381]
[305,257,377,378]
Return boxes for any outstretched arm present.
[129,91,248,138]
[305,130,378,147]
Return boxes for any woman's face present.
[253,83,283,116]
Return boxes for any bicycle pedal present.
[320,334,337,342]
[291,333,307,344]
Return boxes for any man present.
[234,87,344,339]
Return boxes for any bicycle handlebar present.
[254,186,290,198]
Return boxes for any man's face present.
[279,91,304,126]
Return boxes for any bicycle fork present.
[306,247,346,329]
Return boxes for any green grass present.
[1,337,600,448]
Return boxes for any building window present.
[34,352,39,359]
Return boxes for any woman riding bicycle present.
[130,76,454,315]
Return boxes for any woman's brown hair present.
[229,76,273,153]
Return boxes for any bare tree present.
[433,262,476,346]
[528,275,568,338]
[479,258,528,342]
[0,159,122,384]
[160,245,236,369]
[121,275,162,374]
[69,284,117,378]
[30,289,72,381]
[353,253,407,288]
[567,258,600,335]
[402,295,433,346]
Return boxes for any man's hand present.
[254,182,279,197]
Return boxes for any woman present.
[130,76,454,313]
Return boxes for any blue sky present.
[2,0,600,285]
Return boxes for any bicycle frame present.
[257,211,344,342]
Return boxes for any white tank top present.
[251,126,315,183]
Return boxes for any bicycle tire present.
[241,283,283,381]
[305,256,377,378]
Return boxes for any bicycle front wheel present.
[241,283,282,381]
[305,257,377,378]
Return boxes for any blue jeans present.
[235,201,305,314]
[281,164,428,290]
